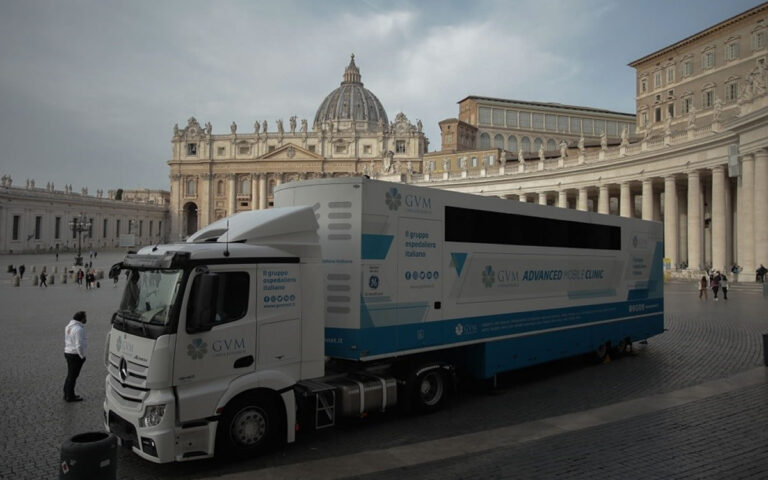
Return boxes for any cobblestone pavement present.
[0,251,766,479]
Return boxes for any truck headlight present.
[139,405,166,428]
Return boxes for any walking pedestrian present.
[63,311,87,402]
[699,275,708,300]
[721,274,729,300]
[76,268,84,287]
[18,264,25,279]
[711,271,722,301]
[39,271,47,288]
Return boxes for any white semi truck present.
[103,177,664,463]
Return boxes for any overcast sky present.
[0,0,762,191]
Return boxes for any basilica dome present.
[314,55,388,131]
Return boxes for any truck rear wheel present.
[217,392,282,458]
[411,368,447,413]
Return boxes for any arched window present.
[521,136,531,152]
[216,180,224,196]
[533,138,543,152]
[479,133,491,149]
[239,177,250,195]
[546,139,557,151]
[186,178,197,196]
[493,134,504,149]
[508,135,518,153]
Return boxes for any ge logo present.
[369,275,380,289]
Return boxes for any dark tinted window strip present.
[445,206,621,250]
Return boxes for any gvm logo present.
[405,194,432,210]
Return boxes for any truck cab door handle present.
[233,355,254,369]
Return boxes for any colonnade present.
[509,149,768,277]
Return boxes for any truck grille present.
[107,352,149,405]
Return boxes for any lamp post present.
[68,213,91,266]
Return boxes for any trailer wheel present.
[217,392,282,458]
[593,342,610,364]
[411,368,447,413]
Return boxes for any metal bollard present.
[13,275,20,287]
[49,274,55,285]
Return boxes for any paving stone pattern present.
[0,252,766,479]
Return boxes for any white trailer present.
[104,177,663,463]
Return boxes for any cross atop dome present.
[342,53,362,85]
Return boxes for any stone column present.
[558,190,568,209]
[577,187,588,211]
[251,174,259,211]
[754,150,768,266]
[739,154,755,275]
[227,174,236,216]
[642,179,653,221]
[687,170,702,271]
[538,192,547,206]
[711,166,727,273]
[620,182,632,218]
[258,174,267,210]
[200,174,212,228]
[664,175,678,269]
[598,185,609,214]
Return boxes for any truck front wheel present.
[217,393,283,458]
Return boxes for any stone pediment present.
[260,143,323,161]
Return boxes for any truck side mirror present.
[108,263,122,279]
[187,273,219,333]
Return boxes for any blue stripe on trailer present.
[361,234,394,260]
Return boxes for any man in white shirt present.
[64,311,87,402]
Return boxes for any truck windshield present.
[117,269,182,326]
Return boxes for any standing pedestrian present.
[711,271,722,301]
[76,268,84,287]
[721,274,729,300]
[18,264,25,280]
[63,311,87,402]
[39,271,47,288]
[699,275,708,301]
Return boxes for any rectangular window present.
[492,108,504,125]
[12,215,19,240]
[641,111,648,127]
[703,90,714,108]
[655,107,662,122]
[725,82,738,102]
[308,145,316,153]
[667,103,674,119]
[582,118,593,134]
[666,66,675,83]
[88,218,93,238]
[606,121,618,136]
[681,60,693,77]
[569,117,581,133]
[557,116,568,132]
[55,217,61,240]
[116,220,121,237]
[396,140,406,153]
[149,220,153,237]
[139,220,143,237]
[444,133,453,144]
[506,110,518,127]
[702,50,715,70]
[186,143,197,155]
[363,145,372,154]
[158,221,162,237]
[640,78,647,93]
[445,206,620,250]
[217,146,225,156]
[103,219,108,238]
[532,113,544,129]
[238,145,250,155]
[478,107,492,124]
[187,272,250,328]
[682,97,692,114]
[725,42,739,61]
[654,71,662,88]
[34,216,41,240]
[519,112,531,128]
[335,144,347,153]
[753,30,767,50]
[545,114,556,131]
[594,120,606,135]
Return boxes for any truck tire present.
[592,341,611,364]
[60,431,117,479]
[216,392,283,458]
[411,368,447,413]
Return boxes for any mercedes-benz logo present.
[119,358,128,382]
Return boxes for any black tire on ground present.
[216,392,284,458]
[60,431,117,479]
[410,367,448,413]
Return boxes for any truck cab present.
[104,206,324,462]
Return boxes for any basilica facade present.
[168,55,428,239]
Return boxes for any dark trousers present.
[722,287,728,300]
[64,353,85,400]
